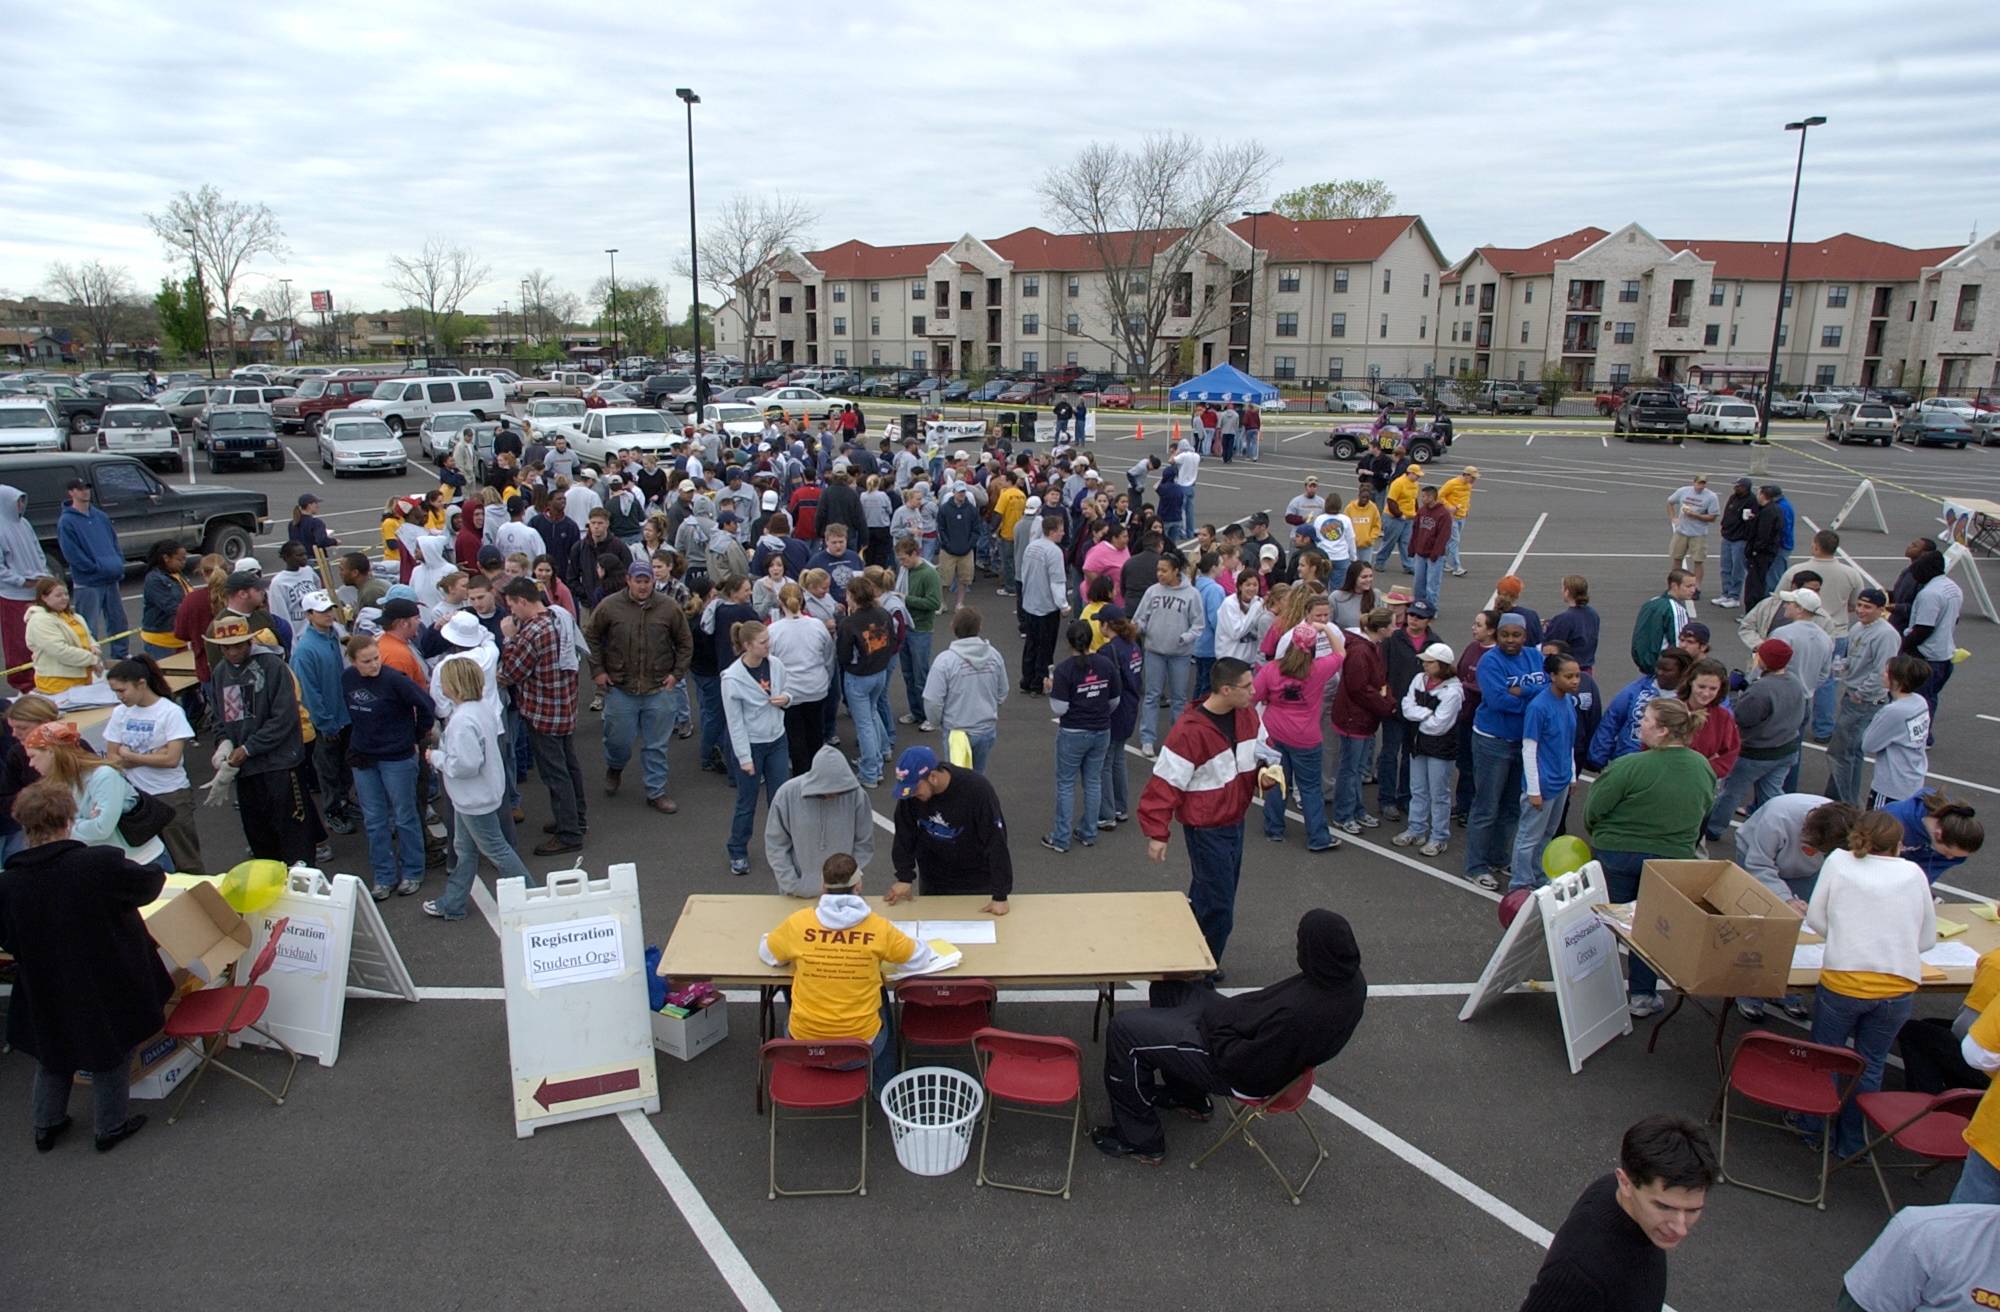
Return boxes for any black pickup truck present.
[0,451,270,570]
[1613,389,1690,442]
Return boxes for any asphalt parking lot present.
[3,417,1994,1312]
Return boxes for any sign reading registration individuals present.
[521,915,625,988]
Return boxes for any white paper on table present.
[51,682,117,709]
[1790,944,1826,971]
[1920,942,1983,970]
[889,920,998,945]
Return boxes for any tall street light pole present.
[677,88,704,410]
[605,248,620,368]
[279,277,292,363]
[1757,116,1826,446]
[1240,209,1272,378]
[184,226,216,379]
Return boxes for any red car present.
[1095,384,1134,409]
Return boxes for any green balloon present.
[1542,835,1593,880]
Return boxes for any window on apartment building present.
[1378,313,1388,339]
[1065,352,1078,366]
[1735,284,1742,307]
[1419,315,1427,340]
[870,284,880,302]
[1729,325,1738,347]
[1778,324,1788,346]
[778,296,793,314]
[1130,273,1148,295]
[1618,280,1639,303]
[832,285,846,303]
[910,280,924,300]
[1517,363,1527,381]
[1066,275,1079,298]
[1821,325,1842,348]
[912,350,927,369]
[870,316,881,334]
[833,350,847,366]
[1022,275,1040,298]
[1021,351,1037,372]
[913,315,926,335]
[1382,269,1393,294]
[1614,322,1634,344]
[871,350,881,365]
[1275,312,1298,337]
[1334,268,1349,294]
[1816,365,1836,386]
[1520,321,1529,344]
[1328,357,1343,380]
[1065,313,1080,333]
[1827,285,1849,308]
[1609,364,1631,386]
[1710,284,1725,306]
[1781,286,1792,308]
[1422,273,1431,298]
[1273,356,1297,379]
[1021,314,1039,335]
[1955,285,1981,332]
[1454,287,1461,306]
[1928,300,1937,321]
[1703,324,1720,346]
[1278,268,1300,293]
[1525,284,1534,303]
[833,317,847,336]
[1330,312,1346,338]
[1126,314,1144,338]
[1450,323,1458,342]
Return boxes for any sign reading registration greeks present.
[499,865,659,1137]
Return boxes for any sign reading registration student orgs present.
[1458,862,1630,1074]
[499,863,659,1137]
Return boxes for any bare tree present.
[520,268,573,341]
[1039,134,1274,380]
[385,239,491,353]
[145,185,287,364]
[1271,179,1398,221]
[675,194,817,348]
[253,281,300,360]
[44,260,137,364]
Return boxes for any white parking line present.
[414,985,506,1001]
[620,1112,784,1312]
[286,444,326,486]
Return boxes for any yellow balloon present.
[219,859,289,914]
[1542,835,1592,881]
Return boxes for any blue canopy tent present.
[1168,363,1279,405]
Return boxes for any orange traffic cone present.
[1171,418,1181,446]
[1134,419,1145,442]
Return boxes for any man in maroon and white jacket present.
[1138,656,1278,972]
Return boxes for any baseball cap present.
[894,746,940,798]
[717,510,739,526]
[300,590,337,614]
[1778,588,1825,615]
[1304,476,1319,486]
[1857,586,1889,606]
[678,479,696,493]
[224,569,265,593]
[1680,621,1711,644]
[296,492,321,509]
[1419,641,1455,664]
[477,546,504,567]
[1756,638,1793,671]
[379,598,421,624]
[440,610,486,647]
[1407,600,1437,619]
[626,559,655,579]
[1249,511,1270,526]
[208,616,254,645]
[65,477,89,492]
[607,473,625,486]
[579,467,599,480]
[761,490,780,510]
[1260,544,1282,561]
[1496,612,1528,631]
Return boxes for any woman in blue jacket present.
[340,634,435,899]
[1884,789,1983,884]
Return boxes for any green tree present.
[154,275,208,358]
[1537,362,1572,415]
[1271,179,1397,221]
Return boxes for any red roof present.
[1662,233,1961,282]
[986,225,1187,271]
[1474,227,1611,278]
[1223,214,1417,264]
[803,238,952,281]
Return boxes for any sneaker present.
[94,1115,148,1153]
[1390,831,1419,848]
[1339,819,1362,835]
[1267,832,1287,843]
[534,838,582,856]
[370,885,392,902]
[588,694,604,713]
[1450,568,1468,578]
[917,720,934,732]
[1420,841,1446,857]
[728,858,750,877]
[604,768,623,796]
[1381,806,1405,823]
[1138,743,1157,760]
[995,588,1015,597]
[1779,995,1813,1021]
[395,879,422,897]
[898,713,919,724]
[1040,835,1068,854]
[1734,999,1768,1022]
[1628,993,1667,1019]
[1473,871,1501,891]
[1090,1127,1163,1165]
[322,810,357,836]
[35,1116,72,1153]
[313,842,335,865]
[420,899,465,922]
[1307,837,1342,852]
[1712,596,1739,609]
[1114,811,1128,823]
[1355,812,1380,829]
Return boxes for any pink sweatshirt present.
[1081,541,1131,607]
[1253,651,1345,749]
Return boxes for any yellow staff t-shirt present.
[763,906,917,1042]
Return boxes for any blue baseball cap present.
[894,746,940,798]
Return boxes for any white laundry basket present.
[879,1066,983,1176]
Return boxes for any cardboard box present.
[1634,860,1803,998]
[651,1000,728,1061]
[145,880,251,985]
[77,1026,200,1099]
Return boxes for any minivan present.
[347,376,504,435]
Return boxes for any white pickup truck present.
[700,402,766,442]
[570,407,683,462]
[517,370,597,398]
[513,397,589,445]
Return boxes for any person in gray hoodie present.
[1702,637,1807,841]
[673,495,719,574]
[0,484,50,693]
[1132,553,1206,755]
[764,744,876,896]
[923,607,1010,772]
[1732,793,1856,1021]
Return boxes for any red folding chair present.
[1715,1030,1866,1209]
[163,916,301,1126]
[1839,1088,1984,1213]
[971,1027,1083,1199]
[895,978,996,1070]
[1189,1069,1329,1205]
[760,1038,871,1200]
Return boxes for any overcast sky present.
[6,0,1998,322]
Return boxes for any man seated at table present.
[886,746,1012,916]
[1092,909,1367,1164]
[758,853,935,1091]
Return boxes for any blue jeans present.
[691,671,726,768]
[1806,985,1916,1158]
[1374,516,1412,571]
[1184,819,1245,962]
[1049,727,1108,849]
[1598,848,1661,999]
[1376,716,1410,811]
[1331,733,1372,824]
[1192,655,1214,698]
[602,687,671,797]
[1454,721,1478,816]
[956,727,995,774]
[1765,551,1790,593]
[793,1009,899,1094]
[1465,732,1524,878]
[668,682,690,728]
[843,669,894,785]
[1444,519,1463,572]
[436,805,535,918]
[1824,694,1879,804]
[1243,428,1260,460]
[729,737,790,863]
[1412,555,1443,610]
[898,630,933,719]
[1099,736,1130,822]
[1704,752,1796,840]
[1812,637,1845,740]
[354,753,425,889]
[1179,488,1197,540]
[1510,791,1568,889]
[1404,756,1453,844]
[1141,650,1192,750]
[1952,1146,2000,1204]
[1720,538,1747,599]
[73,582,129,658]
[1264,740,1332,849]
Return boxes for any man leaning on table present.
[758,853,935,1091]
[886,746,1012,915]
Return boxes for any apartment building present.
[1442,223,1998,394]
[716,215,1450,383]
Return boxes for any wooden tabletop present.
[1597,902,1997,991]
[61,672,199,736]
[656,891,1216,986]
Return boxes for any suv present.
[193,384,295,448]
[1477,381,1536,414]
[202,406,286,472]
[1612,389,1689,441]
[347,375,504,435]
[0,450,269,569]
[1373,381,1422,410]
[1826,401,1895,446]
[642,373,695,409]
[272,373,396,435]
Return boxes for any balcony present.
[1475,327,1492,349]
[1667,314,1690,329]
[1561,331,1599,355]
[1566,290,1603,312]
[1478,288,1496,313]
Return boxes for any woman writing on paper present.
[24,578,100,696]
[19,721,167,870]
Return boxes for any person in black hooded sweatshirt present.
[1092,908,1366,1162]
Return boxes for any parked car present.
[698,402,765,442]
[1910,396,1978,421]
[96,404,183,470]
[1870,388,1915,409]
[1893,409,1974,449]
[748,386,837,419]
[0,398,65,453]
[1766,392,1809,419]
[642,373,695,408]
[347,375,503,435]
[421,410,480,460]
[0,450,268,568]
[514,370,594,399]
[1612,389,1689,441]
[1972,411,2000,446]
[271,372,395,435]
[514,397,589,445]
[202,407,286,473]
[192,384,295,447]
[1326,389,1375,413]
[1476,382,1536,414]
[857,375,906,397]
[155,384,222,432]
[584,381,644,409]
[25,381,109,436]
[570,407,680,462]
[1373,381,1422,409]
[317,413,408,477]
[903,378,945,399]
[747,362,789,385]
[712,385,764,403]
[1097,384,1134,409]
[999,381,1053,404]
[939,380,972,402]
[1825,401,1896,446]
[1793,389,1849,420]
[1324,417,1453,464]
[966,379,1009,402]
[1686,399,1759,440]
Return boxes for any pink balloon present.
[1497,888,1531,928]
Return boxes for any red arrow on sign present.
[533,1069,642,1110]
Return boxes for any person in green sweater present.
[1584,696,1719,1019]
[894,535,944,731]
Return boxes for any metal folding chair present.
[1715,1029,1866,1210]
[971,1027,1083,1200]
[1838,1088,1983,1213]
[1189,1069,1328,1204]
[163,916,301,1125]
[760,1038,871,1200]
